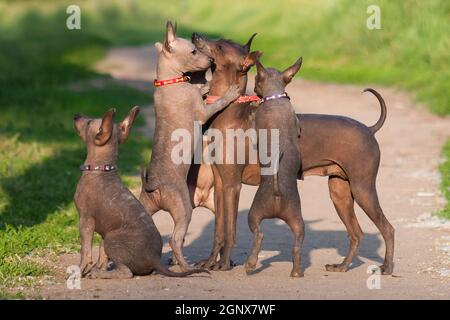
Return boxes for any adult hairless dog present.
[191,34,395,275]
[138,22,239,271]
[73,107,207,278]
[245,57,305,277]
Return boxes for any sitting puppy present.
[73,107,207,278]
[245,58,304,277]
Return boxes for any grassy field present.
[0,0,448,296]
[0,1,154,296]
[439,141,450,219]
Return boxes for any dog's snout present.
[74,114,81,120]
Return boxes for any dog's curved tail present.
[363,88,387,134]
[154,264,210,277]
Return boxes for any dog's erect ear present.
[95,108,116,146]
[282,57,302,85]
[241,51,262,72]
[255,58,267,79]
[243,33,257,52]
[118,106,140,144]
[164,21,177,52]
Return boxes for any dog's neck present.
[156,54,184,80]
[261,82,286,98]
[209,68,247,96]
[83,145,118,169]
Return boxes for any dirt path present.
[38,46,450,299]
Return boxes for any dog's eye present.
[191,49,197,55]
[218,45,223,51]
[87,120,92,126]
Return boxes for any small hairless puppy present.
[245,58,304,277]
[139,22,240,271]
[73,107,207,278]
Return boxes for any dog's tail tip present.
[155,264,210,278]
[362,88,387,134]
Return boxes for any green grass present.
[0,1,153,293]
[438,141,450,219]
[0,0,449,296]
[132,0,450,116]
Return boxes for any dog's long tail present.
[154,264,210,278]
[363,88,387,134]
[271,152,284,214]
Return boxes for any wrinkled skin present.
[191,34,394,275]
[138,22,240,271]
[73,107,207,278]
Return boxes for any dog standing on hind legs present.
[190,34,394,274]
[245,57,305,277]
[138,21,240,271]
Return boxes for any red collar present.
[153,75,190,87]
[205,95,261,104]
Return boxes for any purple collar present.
[80,164,116,172]
[259,92,290,104]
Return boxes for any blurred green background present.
[0,0,448,297]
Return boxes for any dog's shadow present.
[167,209,383,273]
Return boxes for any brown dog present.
[74,107,207,278]
[245,58,304,277]
[139,22,239,271]
[191,34,394,275]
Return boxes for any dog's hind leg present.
[245,194,267,274]
[351,181,395,275]
[196,168,225,269]
[167,188,194,272]
[280,193,305,278]
[326,176,363,272]
[213,180,242,271]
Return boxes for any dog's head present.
[74,106,139,158]
[254,57,302,97]
[155,21,212,73]
[192,32,262,75]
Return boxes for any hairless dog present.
[191,34,394,275]
[138,22,239,271]
[73,107,207,278]
[245,58,304,277]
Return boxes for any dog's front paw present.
[223,84,240,104]
[290,270,304,278]
[379,263,394,275]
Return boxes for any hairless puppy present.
[191,34,394,275]
[245,58,304,277]
[139,22,240,271]
[73,107,207,278]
